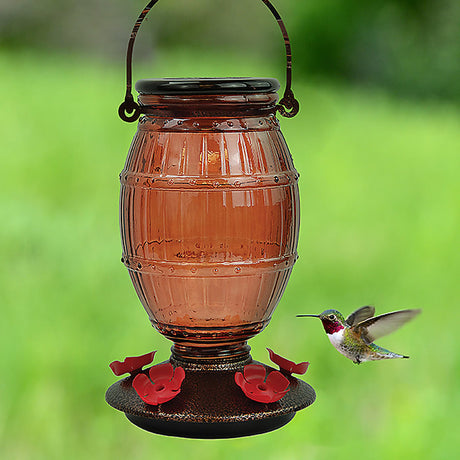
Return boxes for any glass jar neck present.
[137,93,279,118]
[170,342,252,369]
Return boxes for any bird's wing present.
[345,306,375,327]
[356,309,421,343]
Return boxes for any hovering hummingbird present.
[297,306,421,364]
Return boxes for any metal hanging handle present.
[119,0,300,122]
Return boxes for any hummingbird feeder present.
[105,0,316,438]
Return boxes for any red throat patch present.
[321,320,344,334]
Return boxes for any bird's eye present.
[328,314,336,321]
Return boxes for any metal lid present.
[135,78,281,95]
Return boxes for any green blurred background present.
[1,1,459,459]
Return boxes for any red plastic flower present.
[267,348,309,375]
[132,363,185,405]
[234,364,290,403]
[109,351,156,376]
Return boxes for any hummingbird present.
[297,306,421,364]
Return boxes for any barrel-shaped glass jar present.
[119,78,300,362]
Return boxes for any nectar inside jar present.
[119,77,300,363]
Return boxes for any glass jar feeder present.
[105,0,315,438]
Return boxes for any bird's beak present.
[296,314,320,318]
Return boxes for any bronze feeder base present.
[105,357,316,439]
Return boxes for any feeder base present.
[105,359,316,439]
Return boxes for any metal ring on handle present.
[119,0,299,122]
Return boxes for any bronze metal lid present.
[135,78,281,95]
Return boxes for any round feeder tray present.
[105,359,316,439]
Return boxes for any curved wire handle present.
[119,0,299,122]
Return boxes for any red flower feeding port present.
[109,352,156,376]
[133,363,185,405]
[267,348,310,375]
[105,0,315,438]
[235,364,290,403]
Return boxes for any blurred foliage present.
[290,0,460,100]
[0,48,459,459]
[1,1,459,458]
[1,0,459,100]
[0,0,133,56]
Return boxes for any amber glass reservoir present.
[119,78,300,362]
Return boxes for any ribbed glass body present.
[120,91,300,361]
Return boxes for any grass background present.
[1,49,459,459]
